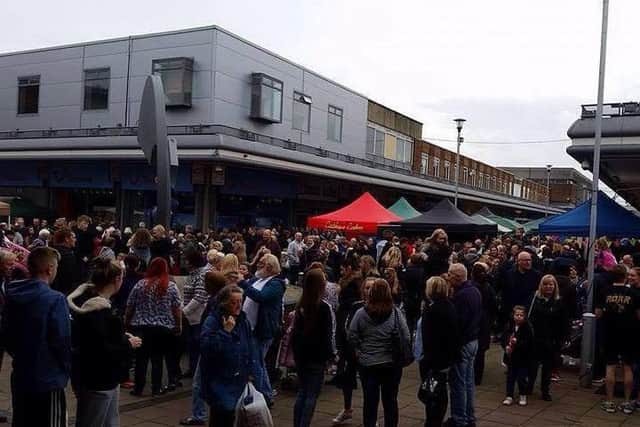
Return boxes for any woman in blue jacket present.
[200,285,258,427]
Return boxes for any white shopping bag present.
[234,382,274,427]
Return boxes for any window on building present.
[433,158,440,177]
[366,126,375,154]
[292,92,311,132]
[83,68,110,110]
[463,167,469,184]
[395,137,413,164]
[498,178,502,192]
[374,128,385,155]
[491,176,497,190]
[444,160,451,180]
[420,153,429,175]
[479,173,484,188]
[327,105,343,142]
[470,170,477,186]
[17,76,40,114]
[152,57,194,108]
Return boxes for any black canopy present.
[390,198,498,235]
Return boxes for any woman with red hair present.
[125,257,182,396]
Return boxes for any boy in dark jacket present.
[502,305,533,407]
[2,247,71,427]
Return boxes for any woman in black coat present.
[68,258,142,427]
[528,275,567,401]
[471,262,497,385]
[420,276,461,427]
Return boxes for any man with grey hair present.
[239,253,285,406]
[28,229,50,250]
[286,232,305,285]
[447,263,482,427]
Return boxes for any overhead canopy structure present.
[539,192,640,237]
[388,197,421,220]
[391,198,497,235]
[475,207,522,232]
[307,192,401,235]
[0,201,9,217]
[471,213,511,234]
[522,216,553,233]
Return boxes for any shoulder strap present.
[528,295,536,318]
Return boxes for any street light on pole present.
[545,164,552,217]
[579,0,609,388]
[453,118,466,207]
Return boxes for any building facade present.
[0,25,560,228]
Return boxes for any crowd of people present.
[1,215,640,426]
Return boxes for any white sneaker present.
[502,397,514,406]
[332,410,353,425]
[519,395,528,406]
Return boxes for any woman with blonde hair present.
[360,255,380,278]
[220,253,241,285]
[420,276,460,427]
[232,238,247,263]
[380,246,403,271]
[527,274,566,401]
[206,250,224,272]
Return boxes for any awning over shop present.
[8,198,55,219]
[523,216,553,233]
[307,192,400,235]
[0,201,9,216]
[539,192,640,237]
[392,198,497,235]
[388,197,421,219]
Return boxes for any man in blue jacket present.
[2,247,71,427]
[239,253,285,406]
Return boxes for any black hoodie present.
[68,284,132,391]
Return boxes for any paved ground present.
[1,346,639,426]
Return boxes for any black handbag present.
[392,307,414,368]
[418,370,447,404]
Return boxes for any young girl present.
[502,305,533,406]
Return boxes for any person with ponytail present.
[125,257,182,396]
[68,258,142,426]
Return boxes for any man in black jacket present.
[447,263,482,427]
[501,252,542,320]
[51,230,80,295]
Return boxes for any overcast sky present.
[3,0,637,173]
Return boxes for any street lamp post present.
[453,118,466,207]
[545,164,552,216]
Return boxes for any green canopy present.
[475,207,522,232]
[388,197,421,219]
[471,213,512,234]
[523,216,555,233]
[9,198,55,219]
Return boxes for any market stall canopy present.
[523,216,554,233]
[475,207,522,232]
[388,197,421,220]
[539,192,640,237]
[392,199,497,235]
[471,213,511,234]
[307,192,401,235]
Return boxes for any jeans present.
[293,363,325,427]
[506,365,528,398]
[360,364,402,427]
[190,358,208,422]
[187,323,202,375]
[474,348,487,386]
[450,339,478,427]
[75,386,120,427]
[254,337,274,401]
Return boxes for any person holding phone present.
[201,285,258,427]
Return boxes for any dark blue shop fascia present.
[220,167,296,198]
[0,161,44,187]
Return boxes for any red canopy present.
[307,192,401,235]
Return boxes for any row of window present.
[420,152,531,197]
[250,73,343,142]
[365,126,413,164]
[15,66,345,143]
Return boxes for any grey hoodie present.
[347,306,409,367]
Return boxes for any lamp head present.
[453,118,466,131]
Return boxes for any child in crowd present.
[502,305,533,407]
